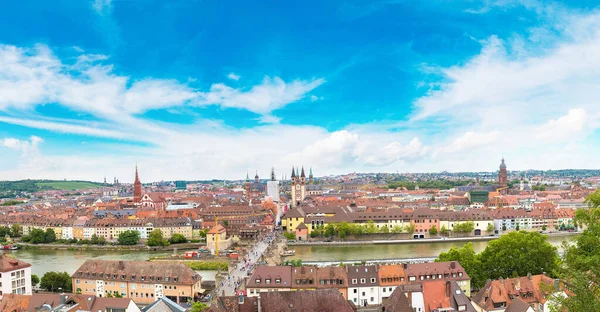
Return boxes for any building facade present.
[0,255,32,299]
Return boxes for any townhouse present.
[347,265,380,307]
[72,260,202,305]
[378,264,405,302]
[246,266,292,297]
[404,261,471,297]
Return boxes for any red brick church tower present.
[498,158,508,193]
[133,164,142,203]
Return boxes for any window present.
[370,278,376,283]
[360,278,366,284]
[370,297,374,302]
[275,279,281,284]
[409,276,416,281]
[459,272,463,277]
[353,289,357,293]
[352,279,357,284]
[420,276,424,280]
[383,288,386,293]
[266,279,271,284]
[362,292,365,296]
[76,280,80,284]
[255,279,261,284]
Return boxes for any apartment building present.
[0,255,32,299]
[246,266,292,297]
[347,265,380,307]
[72,260,202,304]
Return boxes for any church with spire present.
[289,166,321,207]
[133,164,142,203]
[498,158,508,194]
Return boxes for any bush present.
[169,234,187,244]
[117,230,140,245]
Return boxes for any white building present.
[61,225,74,240]
[0,255,32,299]
[267,180,280,202]
[347,265,381,307]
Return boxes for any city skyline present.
[1,0,600,181]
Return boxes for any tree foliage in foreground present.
[437,231,559,288]
[40,271,72,292]
[552,191,600,311]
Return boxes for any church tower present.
[133,164,142,203]
[498,158,508,193]
[309,167,314,184]
[291,166,306,207]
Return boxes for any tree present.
[283,232,296,240]
[453,221,475,235]
[516,224,520,231]
[486,223,495,233]
[222,220,229,227]
[437,242,483,288]
[90,234,106,245]
[10,224,21,237]
[40,271,72,292]
[542,225,547,231]
[44,228,56,243]
[429,225,438,236]
[31,274,40,286]
[479,231,559,283]
[365,220,377,234]
[118,230,140,245]
[147,229,165,246]
[191,302,209,312]
[169,233,187,244]
[379,225,390,234]
[391,225,404,234]
[324,224,336,237]
[404,224,416,234]
[439,225,449,236]
[502,224,507,231]
[552,191,600,311]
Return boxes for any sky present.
[1,0,600,182]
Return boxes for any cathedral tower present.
[291,166,306,207]
[133,164,142,203]
[498,158,508,193]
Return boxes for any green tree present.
[324,224,336,237]
[283,232,296,240]
[404,224,416,234]
[40,271,72,292]
[147,229,165,246]
[222,220,229,227]
[542,225,547,231]
[379,225,390,234]
[90,234,106,245]
[437,242,483,288]
[502,224,507,231]
[169,233,187,244]
[486,223,495,233]
[118,230,140,245]
[191,302,209,312]
[10,224,21,237]
[44,228,56,243]
[31,274,40,286]
[391,225,404,234]
[429,225,438,236]
[479,231,559,283]
[439,225,449,236]
[552,191,600,311]
[453,221,475,234]
[516,224,520,231]
[365,220,377,234]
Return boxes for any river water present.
[3,235,574,281]
[287,234,574,262]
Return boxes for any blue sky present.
[1,0,600,181]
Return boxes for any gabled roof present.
[208,224,227,235]
[0,255,31,273]
[142,296,186,312]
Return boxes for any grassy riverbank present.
[149,258,228,270]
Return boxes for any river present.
[3,234,575,280]
[2,249,217,281]
[287,234,574,262]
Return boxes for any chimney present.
[403,263,407,270]
[119,261,124,270]
[445,281,451,298]
[60,295,67,304]
[257,295,262,312]
[527,273,532,280]
[450,261,456,269]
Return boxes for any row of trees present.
[294,220,488,239]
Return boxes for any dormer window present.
[276,279,281,284]
[256,279,261,284]
[459,272,463,277]
[266,279,271,284]
[360,278,366,284]
[121,275,126,280]
[370,278,376,283]
[352,279,357,284]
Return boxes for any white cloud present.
[92,0,112,15]
[533,108,594,141]
[435,131,502,155]
[199,76,325,115]
[227,72,240,81]
[2,136,43,153]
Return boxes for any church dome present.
[500,158,507,170]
